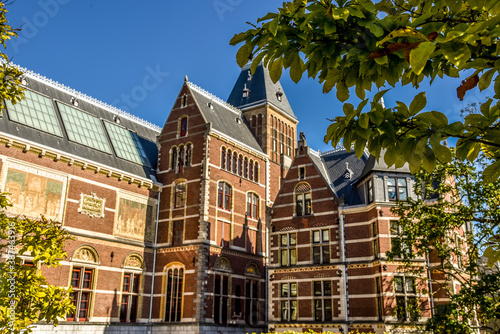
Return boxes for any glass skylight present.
[57,102,112,154]
[5,90,62,136]
[104,121,150,166]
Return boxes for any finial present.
[184,75,188,83]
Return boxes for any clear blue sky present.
[5,1,493,152]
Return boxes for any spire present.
[227,62,296,120]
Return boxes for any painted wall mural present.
[1,161,67,221]
[114,193,154,242]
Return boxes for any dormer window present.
[242,84,250,98]
[208,102,214,110]
[276,90,283,102]
[367,178,374,203]
[388,177,408,201]
[181,94,187,108]
[247,71,252,81]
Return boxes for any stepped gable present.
[0,65,160,179]
[187,81,263,153]
[320,147,368,205]
[227,62,296,120]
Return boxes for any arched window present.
[174,181,186,208]
[177,144,184,173]
[251,115,256,128]
[233,152,237,172]
[120,254,144,323]
[171,146,177,171]
[217,182,232,211]
[254,162,259,183]
[181,94,187,108]
[249,160,254,181]
[244,157,248,178]
[246,193,259,219]
[226,149,232,173]
[221,147,226,170]
[178,116,188,137]
[214,257,232,324]
[185,144,192,166]
[238,155,243,176]
[164,265,184,322]
[295,183,312,216]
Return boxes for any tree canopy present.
[230,0,500,182]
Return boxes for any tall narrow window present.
[181,95,187,108]
[244,157,248,178]
[273,129,277,152]
[177,145,184,173]
[312,229,330,264]
[394,276,419,321]
[226,149,232,173]
[221,147,226,169]
[173,220,184,246]
[249,160,254,181]
[238,155,243,176]
[171,147,177,171]
[165,267,184,322]
[174,182,186,208]
[245,280,259,324]
[67,268,94,321]
[217,182,232,211]
[280,282,297,321]
[254,162,259,182]
[233,152,237,172]
[367,178,374,203]
[246,193,259,219]
[214,274,229,324]
[185,144,192,166]
[120,273,141,322]
[313,280,332,321]
[295,183,312,216]
[180,117,188,137]
[280,233,297,266]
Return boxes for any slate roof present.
[187,82,263,153]
[358,150,411,183]
[320,148,368,206]
[0,66,160,180]
[227,62,297,121]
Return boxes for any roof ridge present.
[8,62,162,133]
[187,81,242,117]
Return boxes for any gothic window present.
[233,152,237,172]
[179,117,188,137]
[173,220,184,246]
[244,157,248,178]
[280,232,297,266]
[177,144,184,173]
[174,181,186,208]
[120,273,141,322]
[295,183,312,216]
[312,229,330,264]
[217,182,232,211]
[238,155,243,176]
[185,143,192,166]
[280,282,297,321]
[171,146,177,171]
[226,149,232,172]
[254,162,259,182]
[221,147,226,170]
[181,95,187,108]
[249,160,254,181]
[165,266,184,322]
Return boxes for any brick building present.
[0,63,455,334]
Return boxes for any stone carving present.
[2,162,66,221]
[245,263,260,276]
[78,192,105,218]
[114,197,154,241]
[124,254,143,268]
[214,257,232,272]
[73,247,97,263]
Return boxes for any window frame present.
[120,272,141,323]
[246,193,259,219]
[67,267,95,322]
[393,276,419,321]
[312,229,330,264]
[280,282,298,321]
[280,232,297,266]
[217,182,232,211]
[295,183,312,216]
[313,280,333,321]
[387,177,408,201]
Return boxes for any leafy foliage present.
[231,0,500,182]
[388,154,500,333]
[0,194,75,334]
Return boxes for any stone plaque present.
[78,192,105,218]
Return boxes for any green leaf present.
[324,21,336,35]
[483,160,500,183]
[229,32,246,46]
[358,113,369,129]
[431,111,448,125]
[270,57,283,82]
[366,22,384,37]
[354,138,367,157]
[422,146,436,172]
[409,92,427,115]
[290,55,304,84]
[355,83,365,99]
[251,52,266,74]
[377,27,429,46]
[336,81,350,102]
[441,42,472,69]
[268,17,279,36]
[236,44,252,68]
[410,42,436,75]
[429,134,452,162]
[479,68,496,91]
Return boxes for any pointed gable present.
[227,62,296,121]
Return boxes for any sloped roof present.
[187,82,263,153]
[358,150,411,182]
[0,66,160,180]
[227,62,296,120]
[320,148,368,206]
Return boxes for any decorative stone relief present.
[73,247,97,263]
[78,192,105,218]
[214,257,232,272]
[245,263,260,277]
[114,193,155,242]
[124,254,143,268]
